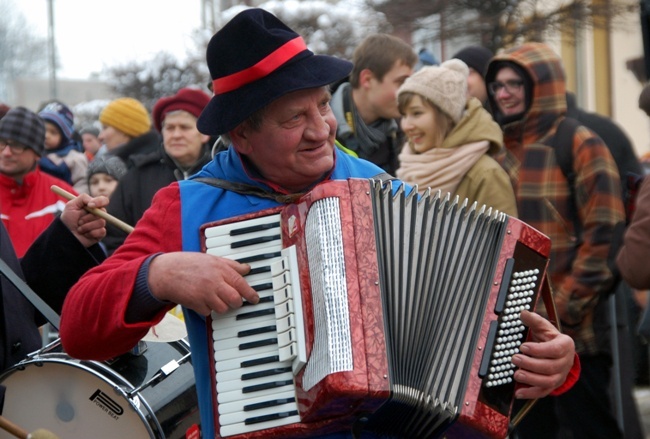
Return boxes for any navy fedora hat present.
[197,8,352,136]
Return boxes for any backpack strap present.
[551,117,582,245]
[552,117,625,286]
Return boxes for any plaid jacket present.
[486,43,625,354]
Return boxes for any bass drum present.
[0,339,200,439]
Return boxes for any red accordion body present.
[203,178,552,439]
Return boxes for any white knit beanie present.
[398,59,468,123]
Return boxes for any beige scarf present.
[396,140,489,194]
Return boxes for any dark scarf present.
[332,83,397,157]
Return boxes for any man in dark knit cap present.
[452,45,494,106]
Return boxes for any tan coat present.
[397,98,518,217]
[616,176,650,289]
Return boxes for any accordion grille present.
[303,197,353,390]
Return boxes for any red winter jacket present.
[0,168,76,257]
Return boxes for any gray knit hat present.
[397,59,469,123]
[87,155,128,183]
[0,106,45,155]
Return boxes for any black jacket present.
[103,145,212,253]
[565,92,642,186]
[0,218,105,372]
[107,130,161,167]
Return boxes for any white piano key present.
[209,246,283,265]
[270,256,291,275]
[219,400,299,426]
[217,359,289,383]
[206,229,281,252]
[274,300,293,319]
[279,343,297,363]
[218,389,296,415]
[219,414,301,437]
[277,327,297,348]
[272,270,292,290]
[213,321,277,342]
[213,299,276,323]
[217,370,294,393]
[213,329,279,351]
[212,315,277,337]
[214,341,279,362]
[215,352,281,373]
[276,314,294,334]
[244,277,275,290]
[273,284,294,305]
[207,239,281,259]
[204,214,281,238]
[212,316,277,341]
[217,380,295,404]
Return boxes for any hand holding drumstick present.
[51,185,134,235]
[0,414,59,439]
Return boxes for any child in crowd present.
[86,155,127,199]
[79,126,103,161]
[39,102,89,194]
[395,59,517,216]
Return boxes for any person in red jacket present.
[0,107,77,257]
[59,9,580,439]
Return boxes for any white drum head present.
[0,358,154,438]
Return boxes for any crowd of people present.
[0,7,649,439]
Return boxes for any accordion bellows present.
[204,178,552,439]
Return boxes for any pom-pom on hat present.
[153,88,211,131]
[197,8,353,136]
[87,155,128,182]
[452,46,494,77]
[39,101,75,144]
[398,59,469,124]
[99,98,151,138]
[0,106,45,156]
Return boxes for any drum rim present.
[0,351,170,438]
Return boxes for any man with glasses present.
[0,107,77,257]
[485,43,626,439]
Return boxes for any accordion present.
[202,178,552,439]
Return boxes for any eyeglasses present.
[0,139,29,154]
[488,79,524,95]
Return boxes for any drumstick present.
[0,415,59,439]
[50,185,134,234]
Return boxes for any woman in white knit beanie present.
[395,59,518,216]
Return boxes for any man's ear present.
[229,125,252,155]
[358,68,375,89]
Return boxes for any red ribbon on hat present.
[212,36,307,95]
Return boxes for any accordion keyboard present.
[205,214,303,437]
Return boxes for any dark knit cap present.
[39,101,75,144]
[79,126,100,137]
[0,106,45,155]
[87,155,128,182]
[452,45,494,77]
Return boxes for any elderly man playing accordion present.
[60,9,579,439]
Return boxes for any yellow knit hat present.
[99,97,151,138]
